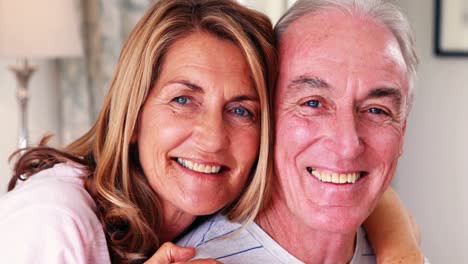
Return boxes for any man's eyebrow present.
[367,87,402,106]
[288,75,330,90]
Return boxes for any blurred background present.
[0,0,466,263]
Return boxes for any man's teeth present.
[177,158,221,174]
[309,168,361,184]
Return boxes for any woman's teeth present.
[307,167,361,184]
[177,158,221,174]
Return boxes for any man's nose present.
[325,112,364,159]
[192,110,229,153]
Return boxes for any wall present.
[239,0,287,23]
[394,1,468,263]
[0,59,60,194]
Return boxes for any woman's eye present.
[231,106,252,117]
[304,99,321,108]
[173,96,191,105]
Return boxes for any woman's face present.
[136,32,260,217]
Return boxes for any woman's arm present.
[364,187,423,264]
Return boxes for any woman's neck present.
[159,203,197,243]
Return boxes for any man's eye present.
[173,96,191,105]
[368,107,387,115]
[304,99,321,108]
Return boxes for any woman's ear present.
[131,118,140,143]
[131,132,138,143]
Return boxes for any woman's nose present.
[192,110,230,153]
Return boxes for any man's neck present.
[255,193,357,264]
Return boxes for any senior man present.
[177,0,424,263]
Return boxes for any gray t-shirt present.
[178,213,376,263]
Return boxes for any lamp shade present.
[0,0,82,58]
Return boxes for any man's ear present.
[399,120,407,157]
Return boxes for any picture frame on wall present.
[434,0,468,56]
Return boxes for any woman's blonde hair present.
[9,0,276,262]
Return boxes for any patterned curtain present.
[58,0,152,144]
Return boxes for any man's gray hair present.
[275,0,419,113]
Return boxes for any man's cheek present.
[277,117,320,154]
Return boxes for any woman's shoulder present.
[0,163,110,263]
[0,163,99,227]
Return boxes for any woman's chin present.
[178,195,233,216]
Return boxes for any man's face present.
[274,9,409,232]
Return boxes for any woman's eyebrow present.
[230,95,260,102]
[166,80,259,102]
[168,80,204,92]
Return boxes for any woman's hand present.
[145,242,222,264]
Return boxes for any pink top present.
[0,163,111,264]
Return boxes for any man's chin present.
[303,206,368,234]
[316,219,363,234]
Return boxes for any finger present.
[180,258,222,264]
[145,242,196,264]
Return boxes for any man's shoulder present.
[178,213,245,249]
[352,227,432,264]
[178,213,303,263]
[350,227,377,264]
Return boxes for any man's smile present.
[306,167,367,184]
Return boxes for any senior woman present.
[0,0,420,263]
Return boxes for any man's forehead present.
[277,8,408,95]
[279,10,342,49]
[280,10,402,57]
